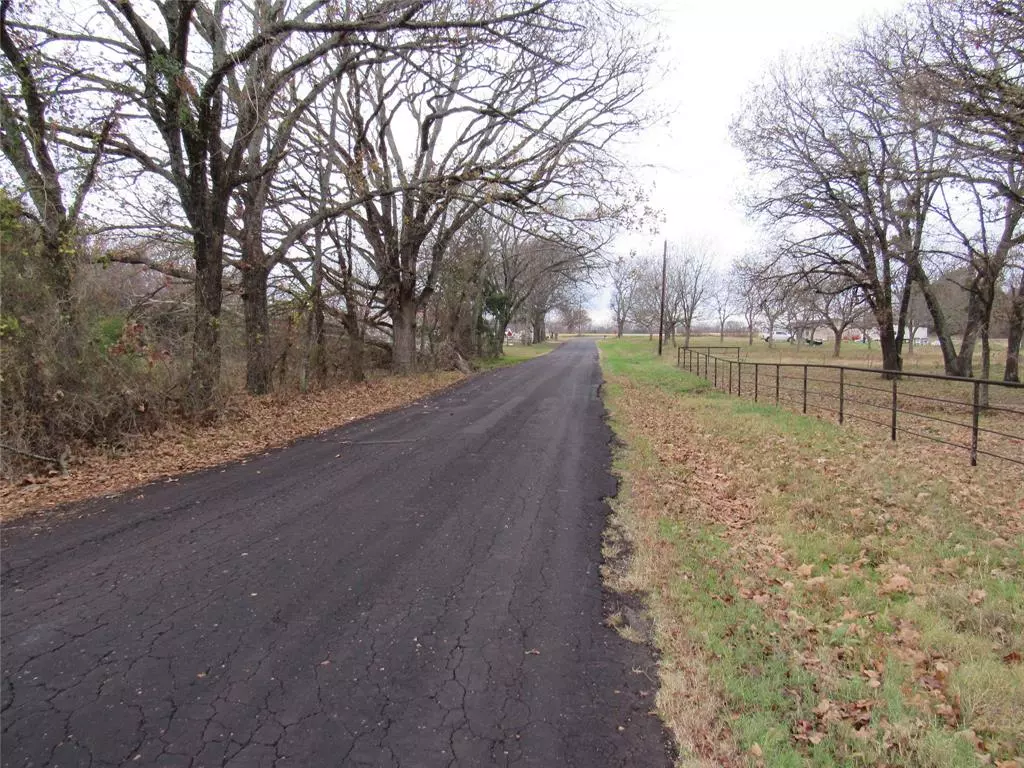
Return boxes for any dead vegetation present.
[600,338,1023,768]
[1,371,463,522]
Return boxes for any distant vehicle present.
[763,330,792,343]
[805,337,824,346]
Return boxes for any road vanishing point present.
[2,339,673,767]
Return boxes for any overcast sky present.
[588,0,910,324]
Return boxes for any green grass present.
[475,340,563,371]
[598,336,1024,767]
[599,336,713,395]
[678,333,1009,378]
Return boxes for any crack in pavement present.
[2,340,674,767]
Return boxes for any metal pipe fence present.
[677,346,1024,467]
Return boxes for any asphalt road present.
[1,339,672,768]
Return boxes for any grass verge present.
[476,340,564,371]
[599,337,1023,768]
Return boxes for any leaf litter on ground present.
[599,338,1023,767]
[1,372,463,522]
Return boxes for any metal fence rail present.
[677,347,1024,467]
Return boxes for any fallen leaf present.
[879,574,914,595]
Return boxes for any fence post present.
[754,363,759,402]
[775,365,780,405]
[971,380,980,466]
[890,377,898,441]
[677,346,681,367]
[737,361,742,397]
[714,357,718,388]
[802,365,808,414]
[838,368,845,425]
[728,361,733,394]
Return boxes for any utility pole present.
[657,240,667,356]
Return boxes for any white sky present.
[588,0,910,324]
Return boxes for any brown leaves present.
[878,563,915,596]
[795,697,874,746]
[600,351,1024,766]
[1,372,464,520]
[879,573,914,595]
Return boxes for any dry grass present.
[600,337,1023,768]
[0,371,464,521]
[676,340,1023,470]
[682,333,1010,377]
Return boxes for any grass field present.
[673,334,1011,379]
[599,337,1023,768]
[673,339,1023,469]
[475,339,564,370]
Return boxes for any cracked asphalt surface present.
[1,339,672,767]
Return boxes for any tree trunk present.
[42,224,76,326]
[419,303,429,356]
[242,262,272,395]
[392,301,418,374]
[532,311,546,344]
[186,235,224,413]
[833,329,842,358]
[307,260,327,391]
[1005,274,1023,382]
[616,320,624,338]
[719,322,725,342]
[277,319,294,391]
[980,325,991,408]
[341,302,364,383]
[877,323,902,375]
[495,318,509,356]
[953,292,987,378]
[913,265,971,376]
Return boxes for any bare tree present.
[1006,262,1024,381]
[0,0,115,320]
[710,269,734,341]
[608,253,642,337]
[630,257,663,339]
[732,22,946,372]
[918,0,1024,380]
[671,240,715,348]
[20,0,560,407]
[730,258,761,345]
[319,2,649,371]
[808,278,868,356]
[483,216,593,355]
[749,251,798,347]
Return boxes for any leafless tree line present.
[606,240,716,346]
[731,0,1022,381]
[0,0,652,463]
